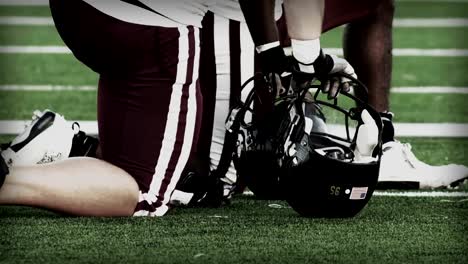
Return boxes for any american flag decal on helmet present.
[350,187,368,200]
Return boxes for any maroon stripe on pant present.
[187,13,245,177]
[229,19,242,109]
[50,0,202,215]
[153,26,196,208]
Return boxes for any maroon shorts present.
[323,0,381,32]
[49,0,202,216]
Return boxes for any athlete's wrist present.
[257,44,289,74]
[291,38,321,73]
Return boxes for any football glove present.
[294,49,357,99]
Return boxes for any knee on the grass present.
[67,157,140,216]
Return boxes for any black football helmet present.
[276,73,383,218]
[228,71,383,218]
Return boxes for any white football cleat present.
[1,110,79,167]
[377,141,468,189]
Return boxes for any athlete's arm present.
[283,0,357,98]
[283,0,324,40]
[238,0,278,46]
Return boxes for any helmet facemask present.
[278,74,384,218]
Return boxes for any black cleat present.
[69,130,99,158]
[0,154,9,189]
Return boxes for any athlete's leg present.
[2,0,201,217]
[343,0,394,114]
[0,157,138,216]
[176,12,255,206]
[0,0,142,216]
[341,0,468,188]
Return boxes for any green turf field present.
[0,1,467,263]
[1,196,467,264]
[5,26,468,49]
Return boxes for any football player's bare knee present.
[86,158,139,208]
[60,157,139,215]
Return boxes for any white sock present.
[291,38,321,73]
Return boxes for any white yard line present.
[2,0,468,5]
[0,0,48,5]
[0,46,71,53]
[328,123,468,138]
[2,0,468,4]
[2,16,468,27]
[373,191,468,197]
[324,48,468,57]
[391,86,468,94]
[0,16,53,26]
[243,190,468,197]
[2,85,468,94]
[3,45,468,57]
[394,18,468,27]
[0,85,96,91]
[1,121,467,137]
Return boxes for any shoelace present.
[391,141,422,169]
[22,110,45,129]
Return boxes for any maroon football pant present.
[278,0,381,46]
[49,0,202,216]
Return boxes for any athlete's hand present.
[257,46,293,97]
[294,50,357,99]
[322,54,357,99]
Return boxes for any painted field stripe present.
[2,85,468,94]
[391,48,468,56]
[392,86,468,94]
[0,0,48,5]
[3,16,468,27]
[0,16,53,26]
[0,46,71,53]
[0,85,96,91]
[310,86,468,95]
[3,45,468,57]
[373,191,468,197]
[324,48,468,57]
[2,0,467,5]
[327,123,468,138]
[285,47,468,57]
[1,121,467,137]
[243,190,468,198]
[393,18,468,27]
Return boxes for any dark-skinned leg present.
[343,0,395,143]
[343,0,468,189]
